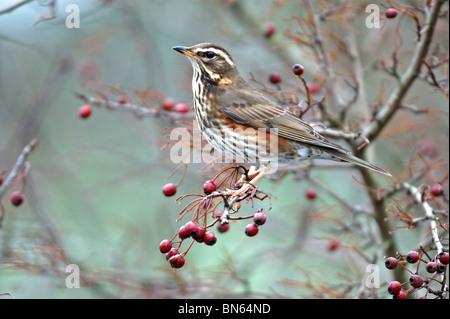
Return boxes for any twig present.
[0,0,32,15]
[401,182,444,254]
[0,138,38,199]
[0,138,38,227]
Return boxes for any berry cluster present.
[159,166,271,269]
[385,248,449,299]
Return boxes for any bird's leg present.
[223,168,266,198]
[235,165,257,186]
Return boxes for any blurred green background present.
[0,0,448,298]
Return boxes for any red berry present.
[308,82,320,94]
[269,73,281,84]
[213,210,223,218]
[165,248,179,261]
[385,257,398,269]
[192,225,205,242]
[117,94,130,104]
[203,180,216,194]
[388,281,402,295]
[0,175,3,186]
[10,191,24,206]
[430,184,444,197]
[162,98,175,111]
[406,251,420,263]
[327,238,340,251]
[305,189,317,200]
[386,8,397,19]
[174,102,189,113]
[264,23,276,37]
[436,261,446,273]
[162,183,177,197]
[169,254,185,268]
[438,252,449,264]
[217,222,229,233]
[159,240,172,253]
[393,291,407,299]
[426,261,437,273]
[178,225,189,240]
[184,221,197,237]
[245,223,259,237]
[79,105,92,118]
[203,231,217,246]
[409,275,424,288]
[253,211,266,226]
[292,64,304,76]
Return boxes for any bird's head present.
[173,43,238,85]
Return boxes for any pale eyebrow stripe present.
[195,48,235,67]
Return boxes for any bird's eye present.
[205,51,215,59]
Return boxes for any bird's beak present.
[173,46,195,58]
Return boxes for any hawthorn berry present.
[327,238,340,252]
[386,8,397,19]
[245,223,259,237]
[426,261,437,273]
[438,252,449,264]
[406,251,420,263]
[305,189,317,200]
[430,184,444,197]
[79,104,92,118]
[253,211,266,226]
[203,231,217,246]
[184,221,197,237]
[264,23,276,37]
[162,183,177,197]
[393,291,407,299]
[217,222,230,233]
[213,210,223,218]
[169,254,185,268]
[174,102,189,114]
[388,281,402,295]
[10,191,24,206]
[116,95,129,104]
[203,180,216,194]
[159,239,172,253]
[292,64,304,76]
[162,98,175,111]
[192,225,205,242]
[385,257,398,270]
[436,261,446,273]
[165,248,179,261]
[308,82,320,94]
[269,73,281,84]
[178,225,189,240]
[409,275,424,288]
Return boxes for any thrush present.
[173,43,391,196]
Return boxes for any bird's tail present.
[326,150,392,177]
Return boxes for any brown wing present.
[217,87,350,154]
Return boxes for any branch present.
[0,138,38,227]
[360,0,447,144]
[75,92,193,120]
[0,138,38,199]
[401,182,444,254]
[0,0,32,15]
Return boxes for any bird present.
[173,43,391,197]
